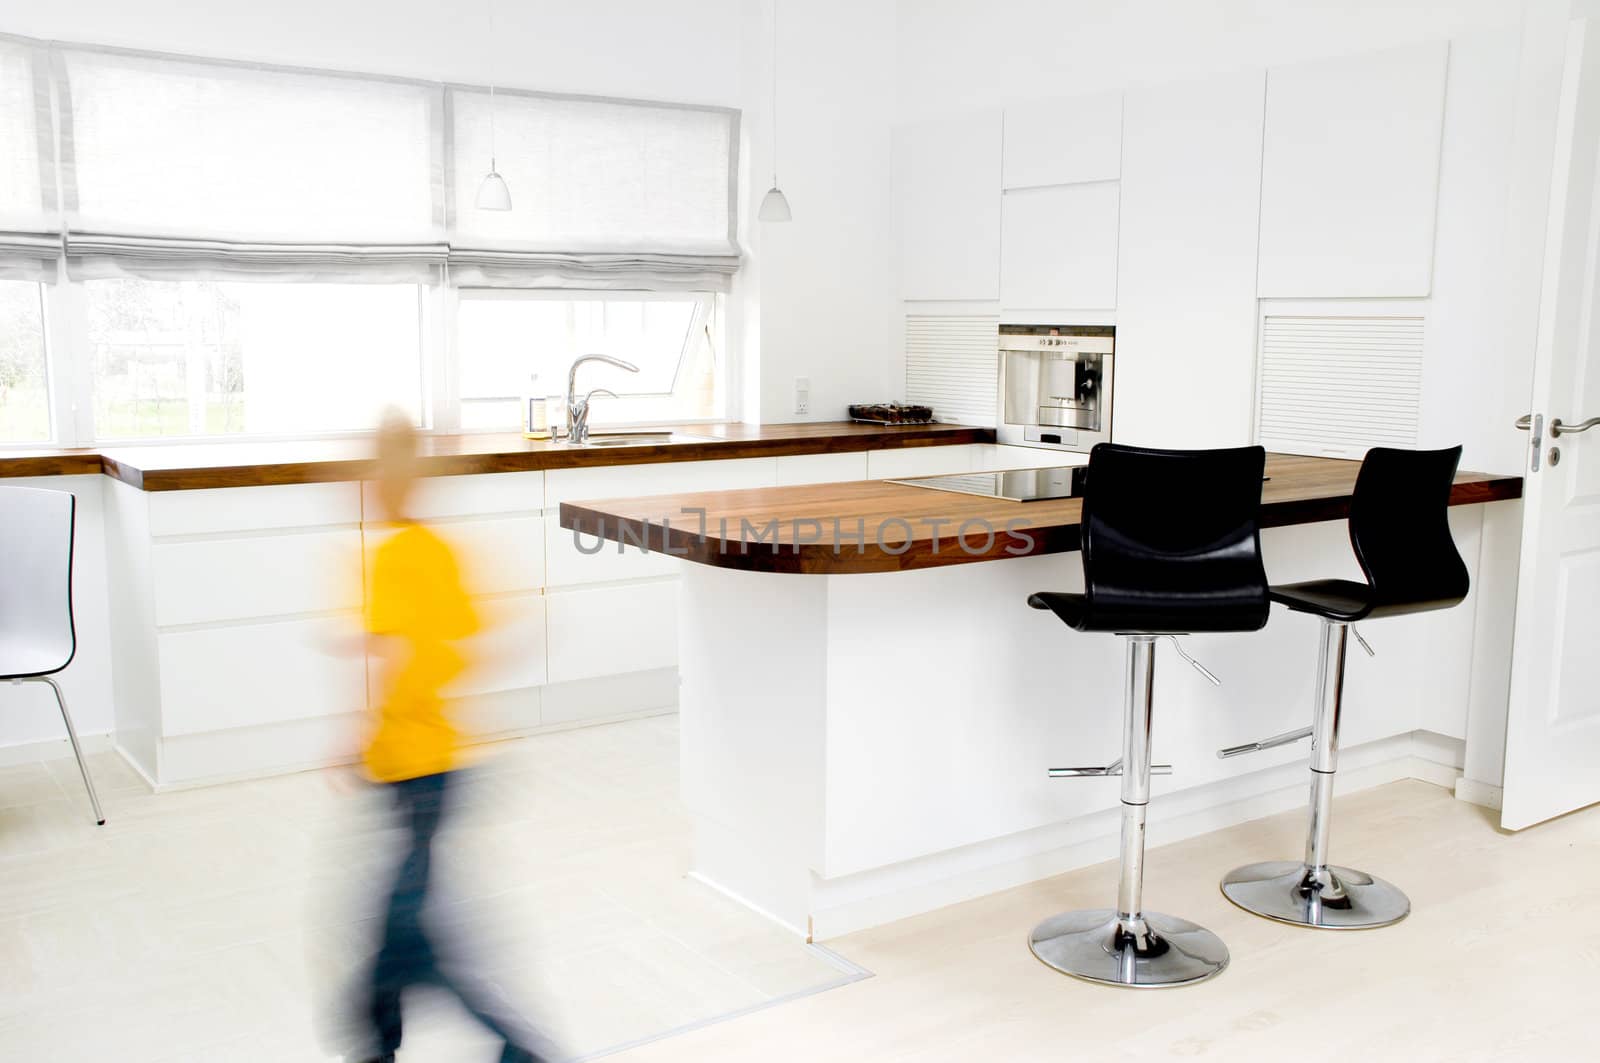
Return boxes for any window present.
[85,280,423,439]
[4,33,741,446]
[0,280,49,441]
[456,292,721,429]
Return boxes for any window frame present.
[451,287,726,434]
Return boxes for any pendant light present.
[476,0,512,211]
[758,0,792,222]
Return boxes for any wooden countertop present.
[559,452,1525,575]
[0,422,992,491]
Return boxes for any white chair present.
[1,486,104,825]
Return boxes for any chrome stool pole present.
[1029,636,1229,988]
[1219,618,1409,929]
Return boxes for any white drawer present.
[775,452,870,486]
[545,457,776,506]
[546,581,678,684]
[865,445,979,480]
[158,616,367,735]
[361,471,544,521]
[438,593,548,698]
[544,511,680,588]
[152,529,363,627]
[148,482,360,538]
[974,445,1090,471]
[366,517,545,597]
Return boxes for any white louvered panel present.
[1257,315,1424,459]
[904,314,999,427]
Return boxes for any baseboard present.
[1453,777,1504,810]
[0,731,115,768]
[806,730,1463,940]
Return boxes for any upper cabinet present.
[1000,182,1119,311]
[1257,42,1449,298]
[894,110,1003,301]
[1002,92,1122,188]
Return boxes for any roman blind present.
[56,47,447,281]
[446,88,740,290]
[0,38,57,280]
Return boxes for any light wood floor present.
[0,717,848,1062]
[4,722,1594,1061]
[614,778,1599,1063]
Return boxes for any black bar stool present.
[1028,443,1270,988]
[1218,446,1469,929]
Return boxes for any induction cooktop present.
[889,465,1090,502]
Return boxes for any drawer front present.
[366,517,545,597]
[361,471,544,521]
[775,452,870,486]
[544,511,680,588]
[158,616,367,735]
[865,444,979,480]
[152,530,363,627]
[148,482,361,538]
[440,593,549,698]
[545,457,777,506]
[546,581,678,684]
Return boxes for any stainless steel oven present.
[996,324,1114,453]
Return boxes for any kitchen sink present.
[574,430,718,447]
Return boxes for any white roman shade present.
[447,88,740,290]
[0,38,58,280]
[56,48,447,281]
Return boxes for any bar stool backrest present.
[1348,446,1470,615]
[1077,443,1270,634]
[0,486,77,678]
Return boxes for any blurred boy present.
[355,410,550,1063]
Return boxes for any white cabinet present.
[1000,182,1119,311]
[544,511,680,587]
[894,110,1003,301]
[151,530,362,627]
[546,581,679,685]
[775,452,870,486]
[1257,42,1449,298]
[1002,92,1121,188]
[158,617,365,736]
[1116,70,1266,449]
[865,444,978,480]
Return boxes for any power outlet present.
[793,377,810,416]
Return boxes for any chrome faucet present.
[564,354,639,444]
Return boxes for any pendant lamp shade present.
[758,186,792,222]
[762,1,791,223]
[477,165,512,211]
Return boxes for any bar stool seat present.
[1027,443,1269,989]
[1219,446,1469,930]
[1270,580,1462,622]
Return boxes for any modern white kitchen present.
[1,1,1598,1060]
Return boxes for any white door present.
[1502,19,1600,830]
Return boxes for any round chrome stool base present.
[1220,860,1410,929]
[1028,908,1229,988]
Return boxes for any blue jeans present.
[364,771,550,1063]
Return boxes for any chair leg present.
[1029,636,1229,987]
[36,676,106,826]
[1219,618,1407,928]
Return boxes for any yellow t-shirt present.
[362,523,479,783]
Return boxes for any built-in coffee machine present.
[996,324,1114,453]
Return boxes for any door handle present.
[1550,416,1600,437]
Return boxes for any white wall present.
[741,0,901,423]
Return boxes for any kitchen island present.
[561,454,1523,938]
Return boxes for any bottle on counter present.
[524,373,550,440]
